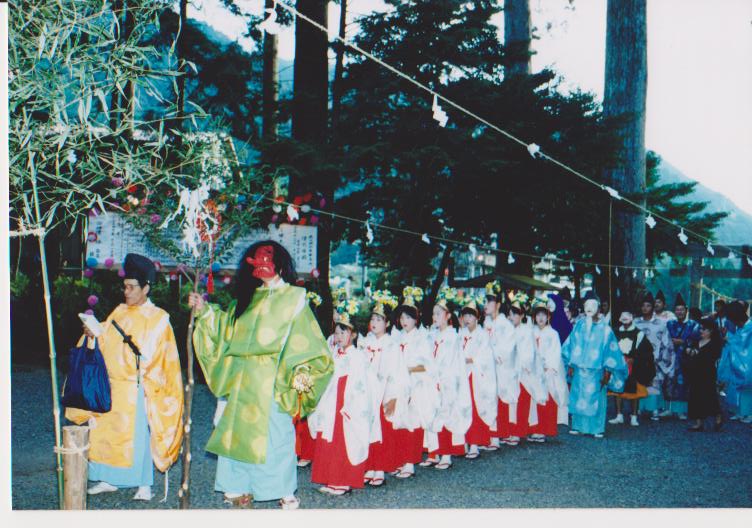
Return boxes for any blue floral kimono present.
[666,317,701,408]
[718,320,752,416]
[562,317,628,435]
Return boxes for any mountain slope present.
[658,160,752,245]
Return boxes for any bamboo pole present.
[178,266,199,509]
[61,426,90,510]
[31,172,65,509]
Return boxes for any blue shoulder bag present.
[61,338,112,413]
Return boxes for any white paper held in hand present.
[78,313,104,337]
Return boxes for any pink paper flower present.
[118,268,126,278]
[104,258,114,268]
[87,295,99,307]
[111,177,124,187]
[84,269,94,278]
[150,213,161,224]
[85,309,94,316]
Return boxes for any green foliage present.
[10,272,31,299]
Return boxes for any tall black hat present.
[123,253,156,287]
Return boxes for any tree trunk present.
[122,0,136,139]
[504,0,532,76]
[603,0,647,297]
[62,426,89,510]
[331,0,348,139]
[262,0,279,141]
[292,0,328,142]
[292,1,332,324]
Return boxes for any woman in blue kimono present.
[562,292,628,438]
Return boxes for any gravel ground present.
[11,365,752,510]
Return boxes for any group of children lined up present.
[292,283,574,496]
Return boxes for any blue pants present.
[214,399,297,501]
[89,383,154,488]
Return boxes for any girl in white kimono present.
[460,300,498,458]
[530,299,569,442]
[389,288,438,479]
[421,292,472,470]
[498,295,543,446]
[309,304,374,496]
[484,285,516,448]
[359,293,404,487]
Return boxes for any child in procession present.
[421,289,472,470]
[459,298,498,458]
[309,301,374,496]
[529,298,569,441]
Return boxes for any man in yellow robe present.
[66,253,184,501]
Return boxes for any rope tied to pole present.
[53,442,90,457]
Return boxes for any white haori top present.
[485,315,519,405]
[308,344,375,466]
[534,325,570,424]
[460,325,498,429]
[388,326,439,433]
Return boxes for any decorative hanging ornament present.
[286,204,299,222]
[527,143,541,159]
[595,264,601,275]
[507,253,515,265]
[421,233,431,245]
[632,270,638,279]
[678,228,688,245]
[728,250,736,259]
[747,256,752,268]
[258,2,282,35]
[365,221,374,245]
[614,267,619,277]
[431,95,449,127]
[706,242,715,255]
[645,214,656,229]
[569,261,575,273]
[603,186,622,200]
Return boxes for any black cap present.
[559,286,572,301]
[123,253,156,287]
[674,293,687,308]
[641,291,655,306]
[656,290,666,303]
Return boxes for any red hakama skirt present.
[295,418,316,461]
[428,428,466,457]
[530,394,558,436]
[392,425,424,466]
[311,376,367,489]
[366,406,400,472]
[494,385,533,438]
[465,374,492,446]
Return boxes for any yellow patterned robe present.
[65,300,184,472]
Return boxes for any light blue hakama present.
[214,399,297,502]
[89,383,154,488]
[571,386,608,435]
[640,392,665,413]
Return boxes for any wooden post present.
[62,426,90,510]
[689,255,703,309]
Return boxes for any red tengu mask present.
[247,245,276,279]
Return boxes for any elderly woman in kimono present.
[189,241,333,509]
[562,292,628,438]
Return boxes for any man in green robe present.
[189,241,333,509]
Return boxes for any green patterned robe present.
[193,283,333,464]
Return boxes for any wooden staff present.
[178,266,200,509]
[59,425,90,510]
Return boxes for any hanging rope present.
[269,0,752,262]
